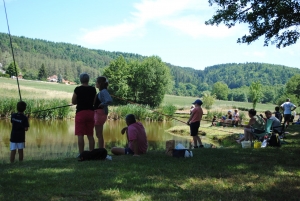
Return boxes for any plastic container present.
[241,141,251,148]
[254,141,262,149]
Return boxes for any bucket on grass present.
[254,141,262,149]
[241,141,251,148]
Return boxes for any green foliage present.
[249,81,263,109]
[206,0,300,48]
[38,64,47,81]
[57,74,63,83]
[212,81,229,100]
[286,74,300,100]
[0,98,71,119]
[104,56,171,107]
[206,110,223,120]
[202,93,216,110]
[0,73,10,78]
[5,62,20,77]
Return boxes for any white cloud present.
[79,0,222,44]
[81,22,143,44]
[160,16,235,38]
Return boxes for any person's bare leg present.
[10,150,16,163]
[195,136,202,146]
[95,125,104,148]
[244,128,250,141]
[111,147,125,155]
[78,136,84,154]
[193,136,198,147]
[18,149,23,161]
[87,135,95,151]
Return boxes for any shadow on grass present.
[1,125,300,201]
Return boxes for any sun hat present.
[192,99,203,105]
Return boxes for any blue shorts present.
[125,148,134,155]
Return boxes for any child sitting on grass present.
[187,99,204,148]
[10,101,29,163]
[211,115,217,126]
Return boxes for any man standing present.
[281,98,297,129]
[111,114,148,156]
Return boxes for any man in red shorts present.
[72,73,96,155]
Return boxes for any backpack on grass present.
[78,148,107,161]
[268,134,281,147]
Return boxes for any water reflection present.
[0,119,192,161]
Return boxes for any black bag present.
[172,149,190,158]
[78,148,108,161]
[268,134,281,147]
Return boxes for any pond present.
[0,119,193,162]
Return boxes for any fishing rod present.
[26,104,74,115]
[3,0,22,101]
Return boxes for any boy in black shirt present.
[10,101,29,163]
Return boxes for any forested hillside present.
[0,32,299,103]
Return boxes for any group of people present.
[8,74,298,162]
[236,98,297,143]
[211,109,240,127]
[72,73,148,157]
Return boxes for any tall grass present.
[0,98,72,119]
[109,103,176,121]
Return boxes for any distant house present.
[47,75,58,82]
[11,75,23,79]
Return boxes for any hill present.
[1,32,300,98]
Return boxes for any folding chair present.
[252,119,273,141]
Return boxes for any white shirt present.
[281,102,296,115]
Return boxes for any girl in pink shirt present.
[187,99,204,148]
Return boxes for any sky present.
[0,0,299,70]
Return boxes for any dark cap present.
[192,99,203,105]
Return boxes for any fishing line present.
[2,0,22,101]
[27,104,74,115]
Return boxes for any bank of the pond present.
[0,97,178,121]
[1,139,300,201]
[0,97,73,119]
[167,124,300,149]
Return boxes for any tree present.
[5,62,20,77]
[57,74,63,83]
[103,56,131,104]
[38,64,47,81]
[131,56,172,107]
[212,82,229,100]
[205,0,300,48]
[249,81,263,109]
[285,74,300,104]
[202,93,216,110]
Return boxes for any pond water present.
[0,119,193,162]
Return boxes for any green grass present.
[1,125,300,201]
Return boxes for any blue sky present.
[1,0,300,70]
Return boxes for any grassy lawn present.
[0,125,299,201]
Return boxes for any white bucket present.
[241,141,251,148]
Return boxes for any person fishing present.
[72,73,96,155]
[111,114,148,156]
[94,76,112,148]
